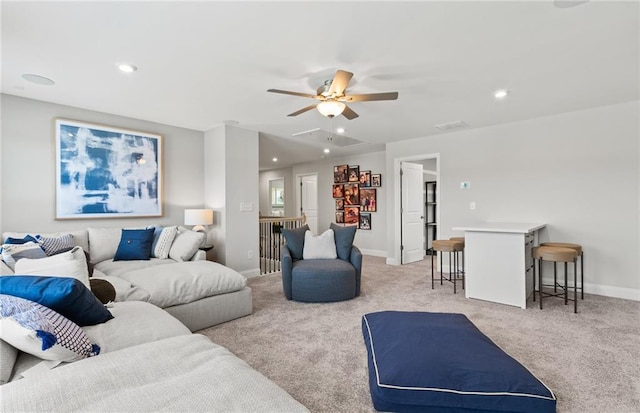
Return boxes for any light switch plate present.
[460,181,471,189]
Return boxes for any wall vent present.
[434,120,469,131]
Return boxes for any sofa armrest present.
[190,250,206,261]
[281,244,293,300]
[0,260,13,275]
[350,246,363,296]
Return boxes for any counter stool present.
[449,237,465,276]
[431,240,465,294]
[532,246,579,313]
[540,242,584,299]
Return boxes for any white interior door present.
[298,174,318,234]
[401,161,424,264]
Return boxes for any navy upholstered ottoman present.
[362,311,556,413]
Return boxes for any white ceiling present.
[2,1,638,170]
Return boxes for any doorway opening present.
[394,154,440,265]
[296,173,318,234]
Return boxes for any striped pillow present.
[1,242,47,270]
[0,294,100,362]
[151,226,178,259]
[38,234,74,256]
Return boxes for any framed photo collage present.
[333,164,381,230]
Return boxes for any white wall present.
[258,167,294,217]
[204,124,259,276]
[386,101,640,299]
[0,94,204,234]
[292,151,386,255]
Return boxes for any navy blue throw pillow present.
[282,225,309,260]
[4,235,40,245]
[0,275,113,326]
[114,228,155,261]
[330,223,357,261]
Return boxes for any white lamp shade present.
[317,100,346,118]
[184,209,213,232]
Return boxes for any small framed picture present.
[360,188,377,212]
[348,165,360,182]
[335,198,344,210]
[359,213,371,230]
[344,206,360,226]
[371,174,382,187]
[343,183,360,205]
[359,170,371,187]
[332,184,344,198]
[335,211,344,224]
[334,165,348,183]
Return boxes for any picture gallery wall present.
[332,164,381,230]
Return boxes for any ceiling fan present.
[267,70,399,120]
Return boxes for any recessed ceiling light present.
[494,89,509,100]
[118,63,138,73]
[324,148,330,154]
[272,157,278,162]
[336,127,345,134]
[22,74,55,86]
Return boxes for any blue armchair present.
[281,224,362,303]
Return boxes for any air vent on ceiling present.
[290,128,364,148]
[434,120,469,131]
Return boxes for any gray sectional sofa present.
[1,227,252,331]
[0,301,309,412]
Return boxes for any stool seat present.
[533,246,578,262]
[540,242,582,255]
[449,236,465,246]
[432,240,463,252]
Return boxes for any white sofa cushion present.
[87,227,123,264]
[303,229,337,259]
[116,261,246,308]
[0,335,310,412]
[0,339,18,384]
[82,301,190,354]
[169,227,205,262]
[14,246,90,288]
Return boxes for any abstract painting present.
[55,119,163,219]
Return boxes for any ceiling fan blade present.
[341,105,359,120]
[288,104,318,117]
[328,70,354,96]
[267,89,318,99]
[340,92,399,102]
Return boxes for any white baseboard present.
[540,277,640,301]
[360,249,386,258]
[386,257,399,265]
[240,268,261,279]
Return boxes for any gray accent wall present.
[0,94,204,234]
[386,100,639,297]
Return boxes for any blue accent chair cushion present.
[114,228,155,261]
[281,225,309,261]
[0,276,113,326]
[362,311,557,413]
[330,223,356,261]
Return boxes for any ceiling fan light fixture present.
[317,100,346,118]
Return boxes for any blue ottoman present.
[362,311,556,413]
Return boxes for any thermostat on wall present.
[460,181,471,189]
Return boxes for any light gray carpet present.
[199,256,640,413]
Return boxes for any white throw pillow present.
[14,246,90,288]
[303,229,337,260]
[87,227,123,263]
[152,226,178,259]
[169,227,205,262]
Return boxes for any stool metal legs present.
[535,257,578,313]
[431,249,462,294]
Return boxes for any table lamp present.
[184,209,213,232]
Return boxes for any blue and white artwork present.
[55,119,163,219]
